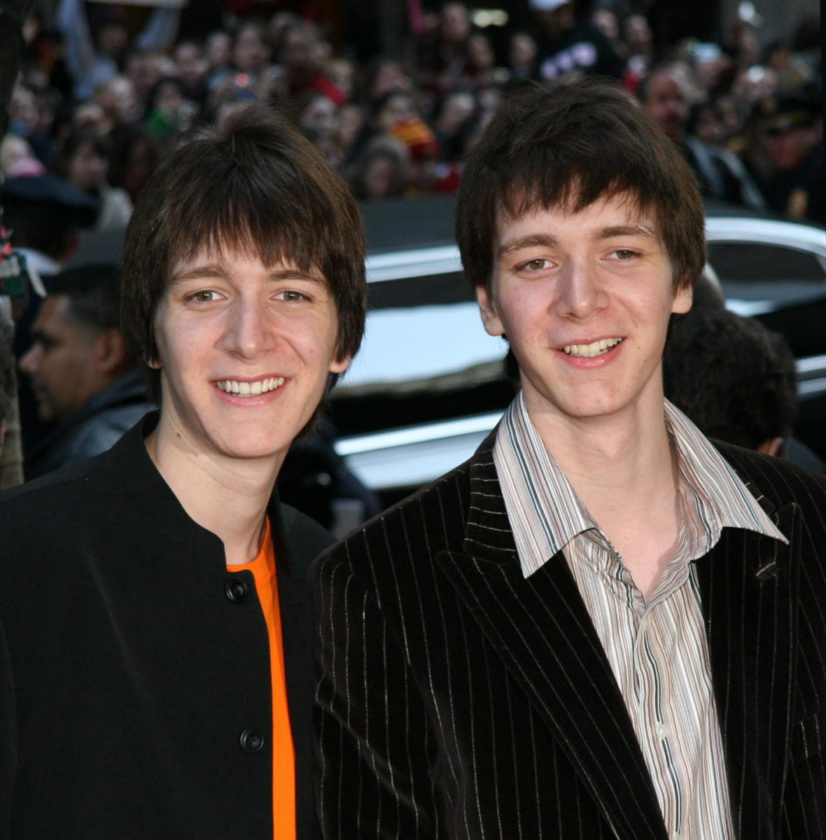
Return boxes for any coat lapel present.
[436,441,669,840]
[695,498,801,839]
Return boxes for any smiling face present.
[477,193,691,431]
[150,247,349,467]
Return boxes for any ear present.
[94,329,130,375]
[475,284,505,337]
[757,437,784,457]
[671,280,693,315]
[328,353,352,375]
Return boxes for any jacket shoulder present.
[715,441,826,533]
[716,441,826,498]
[277,502,335,577]
[315,455,474,581]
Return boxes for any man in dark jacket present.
[0,105,366,839]
[315,79,826,840]
[19,263,154,479]
[639,61,768,212]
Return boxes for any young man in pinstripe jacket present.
[314,79,826,839]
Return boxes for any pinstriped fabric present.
[492,395,792,840]
[314,428,826,840]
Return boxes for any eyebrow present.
[597,224,658,240]
[497,224,658,258]
[171,264,327,285]
[497,233,557,258]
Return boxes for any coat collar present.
[437,432,801,840]
[438,431,669,840]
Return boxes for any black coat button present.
[239,729,265,753]
[225,577,248,603]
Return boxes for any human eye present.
[184,289,222,303]
[275,289,311,303]
[516,257,552,273]
[609,248,642,261]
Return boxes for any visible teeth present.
[562,338,623,358]
[215,377,285,396]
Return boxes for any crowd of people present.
[0,5,825,838]
[2,0,822,221]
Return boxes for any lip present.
[555,336,624,368]
[211,374,287,405]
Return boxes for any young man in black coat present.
[0,105,366,839]
[315,79,826,839]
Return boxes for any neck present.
[527,396,681,597]
[146,417,282,566]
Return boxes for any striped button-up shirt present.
[494,393,787,840]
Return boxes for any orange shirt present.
[228,519,295,839]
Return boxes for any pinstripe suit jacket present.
[314,431,826,840]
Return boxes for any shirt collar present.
[493,392,787,579]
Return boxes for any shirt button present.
[671,833,684,840]
[225,576,248,603]
[655,722,668,740]
[239,729,265,753]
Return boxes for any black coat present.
[0,413,330,839]
[314,431,826,839]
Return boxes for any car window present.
[708,242,826,282]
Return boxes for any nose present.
[19,345,39,376]
[554,261,608,320]
[220,298,275,359]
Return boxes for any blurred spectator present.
[507,31,538,83]
[293,90,342,166]
[275,19,337,102]
[530,0,624,82]
[53,127,132,229]
[432,88,478,161]
[664,307,802,460]
[0,317,14,450]
[7,81,39,139]
[0,312,19,490]
[123,49,168,108]
[107,124,164,204]
[639,61,767,211]
[19,263,153,479]
[232,19,272,83]
[143,76,198,145]
[620,12,654,93]
[418,2,473,105]
[686,99,725,147]
[92,75,141,131]
[0,134,45,177]
[363,55,416,106]
[348,135,411,201]
[753,88,824,224]
[204,29,232,87]
[173,39,210,104]
[3,173,100,456]
[3,172,98,276]
[370,88,440,192]
[465,31,508,91]
[57,0,180,102]
[324,56,357,103]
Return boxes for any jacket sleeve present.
[313,546,442,838]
